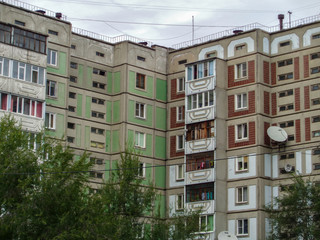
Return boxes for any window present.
[176,164,184,181]
[280,41,290,47]
[14,20,25,26]
[312,34,320,40]
[176,194,184,211]
[312,116,320,123]
[186,121,214,141]
[92,97,104,105]
[71,44,76,49]
[279,104,294,111]
[69,92,76,99]
[10,95,43,117]
[206,52,216,58]
[91,127,104,135]
[279,121,294,128]
[67,136,74,143]
[90,171,104,178]
[314,163,320,170]
[70,76,77,83]
[279,89,293,97]
[186,153,214,172]
[288,135,295,141]
[187,90,214,110]
[235,93,247,110]
[96,51,104,57]
[280,153,295,160]
[47,49,57,66]
[90,157,104,165]
[68,106,76,112]
[0,57,9,77]
[236,156,248,172]
[178,59,187,65]
[313,148,320,155]
[136,73,146,89]
[236,123,248,140]
[135,102,145,119]
[311,84,320,91]
[237,186,248,203]
[235,44,245,51]
[278,59,293,67]
[138,162,145,178]
[235,62,247,79]
[311,67,320,74]
[92,81,105,89]
[67,122,75,129]
[137,56,145,61]
[0,93,8,110]
[199,215,214,232]
[90,141,104,149]
[135,132,146,148]
[312,130,320,137]
[45,112,56,129]
[186,183,214,202]
[312,98,320,105]
[70,62,78,69]
[48,30,58,35]
[311,52,320,60]
[177,77,185,92]
[176,135,184,151]
[91,111,105,119]
[93,68,106,76]
[278,72,293,80]
[176,106,184,121]
[187,60,214,81]
[237,219,248,236]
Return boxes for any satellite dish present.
[285,164,293,172]
[267,126,288,142]
[218,231,238,240]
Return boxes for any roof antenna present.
[192,16,194,45]
[288,11,292,28]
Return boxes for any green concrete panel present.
[85,126,90,148]
[128,71,153,98]
[107,72,113,94]
[76,124,81,147]
[113,72,121,94]
[106,101,112,123]
[207,215,214,231]
[47,52,67,75]
[112,101,120,123]
[78,64,83,86]
[112,130,120,153]
[104,160,110,180]
[141,163,152,186]
[155,136,166,159]
[77,94,82,116]
[45,113,64,139]
[127,130,134,145]
[46,82,65,107]
[155,165,166,188]
[85,96,91,118]
[128,100,152,127]
[111,160,118,181]
[155,107,166,130]
[87,66,92,88]
[156,78,167,102]
[155,194,166,218]
[105,130,111,152]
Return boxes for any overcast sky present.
[18,0,320,47]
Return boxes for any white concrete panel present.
[271,34,299,54]
[227,37,254,57]
[303,27,320,46]
[249,218,257,240]
[228,154,256,180]
[186,76,215,95]
[295,151,302,174]
[169,165,185,188]
[264,154,271,177]
[272,155,278,178]
[263,37,269,54]
[168,195,176,217]
[265,186,272,206]
[228,186,256,211]
[265,218,271,239]
[228,220,236,236]
[306,150,312,174]
[272,186,279,209]
[198,45,224,60]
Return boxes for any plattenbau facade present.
[1,1,320,239]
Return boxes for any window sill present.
[235,201,248,206]
[176,178,184,182]
[235,77,248,81]
[135,86,147,92]
[235,107,248,111]
[135,116,146,120]
[235,169,249,173]
[176,149,184,152]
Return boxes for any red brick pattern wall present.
[304,55,309,78]
[228,60,255,88]
[228,91,255,117]
[295,119,301,143]
[264,91,270,114]
[228,121,256,148]
[305,117,311,141]
[294,57,300,80]
[263,61,270,84]
[271,93,277,116]
[171,79,185,100]
[295,88,300,111]
[170,136,184,157]
[271,62,277,85]
[170,107,185,129]
[264,122,270,145]
[304,86,310,109]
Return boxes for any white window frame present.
[177,77,185,92]
[235,62,247,79]
[18,62,26,80]
[138,162,146,178]
[46,80,57,97]
[236,156,249,172]
[236,123,248,140]
[176,194,184,211]
[135,102,146,119]
[135,131,146,148]
[176,135,184,151]
[237,219,249,236]
[187,90,214,110]
[45,112,56,130]
[236,186,248,204]
[47,49,58,66]
[176,164,184,181]
[235,93,248,110]
[199,215,213,232]
[176,106,184,121]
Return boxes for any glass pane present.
[187,66,192,81]
[23,99,30,115]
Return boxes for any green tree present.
[265,174,320,240]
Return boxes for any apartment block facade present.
[1,1,320,239]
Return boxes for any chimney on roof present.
[278,14,285,30]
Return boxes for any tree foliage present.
[265,174,320,240]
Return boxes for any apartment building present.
[0,1,320,239]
